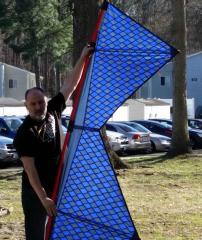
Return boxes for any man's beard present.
[30,111,46,121]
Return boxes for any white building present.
[110,99,171,121]
[0,62,35,101]
[139,51,202,117]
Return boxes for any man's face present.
[25,90,48,121]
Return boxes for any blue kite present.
[45,1,178,239]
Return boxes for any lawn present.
[0,169,24,240]
[120,153,202,240]
[0,154,202,240]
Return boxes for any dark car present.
[188,119,202,130]
[149,118,173,126]
[149,118,202,149]
[61,115,70,129]
[0,116,23,139]
[134,120,173,138]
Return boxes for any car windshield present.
[4,118,22,133]
[116,124,135,132]
[155,122,172,128]
[126,122,151,133]
[189,120,202,129]
[160,121,172,127]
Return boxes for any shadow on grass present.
[127,152,192,166]
[0,171,22,180]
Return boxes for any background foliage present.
[0,0,201,96]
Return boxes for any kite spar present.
[46,1,178,239]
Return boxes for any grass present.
[120,153,202,240]
[0,154,202,239]
[0,170,24,240]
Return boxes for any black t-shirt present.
[14,92,66,194]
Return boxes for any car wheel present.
[151,141,156,152]
[190,138,197,149]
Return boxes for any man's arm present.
[60,45,94,101]
[21,156,57,217]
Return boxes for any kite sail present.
[45,1,178,239]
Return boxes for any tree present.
[186,0,202,53]
[0,0,73,94]
[71,0,99,64]
[72,0,128,169]
[169,0,191,155]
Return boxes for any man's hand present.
[80,44,95,59]
[41,197,57,217]
[21,156,57,217]
[60,43,95,101]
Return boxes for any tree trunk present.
[42,52,49,91]
[49,66,56,97]
[72,0,99,65]
[33,56,41,87]
[55,63,61,94]
[100,128,130,169]
[169,0,191,155]
[73,0,128,168]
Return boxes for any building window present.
[160,76,171,87]
[9,79,17,88]
[161,77,165,86]
[191,78,198,82]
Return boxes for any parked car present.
[188,119,202,130]
[61,115,70,129]
[106,130,129,154]
[108,138,121,152]
[148,118,202,149]
[149,118,173,126]
[106,122,151,152]
[118,121,171,152]
[0,136,18,163]
[0,116,23,139]
[134,120,173,138]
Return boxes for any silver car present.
[0,136,18,163]
[106,130,129,154]
[121,121,171,152]
[106,122,151,152]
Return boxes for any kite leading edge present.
[46,1,178,239]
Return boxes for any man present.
[14,45,93,240]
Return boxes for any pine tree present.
[0,0,73,94]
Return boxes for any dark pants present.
[21,183,47,240]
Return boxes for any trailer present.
[0,62,35,101]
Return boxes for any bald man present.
[14,46,93,240]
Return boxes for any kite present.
[45,1,178,239]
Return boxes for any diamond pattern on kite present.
[83,4,176,129]
[50,130,136,239]
[49,2,178,240]
[97,4,171,52]
[51,214,134,240]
